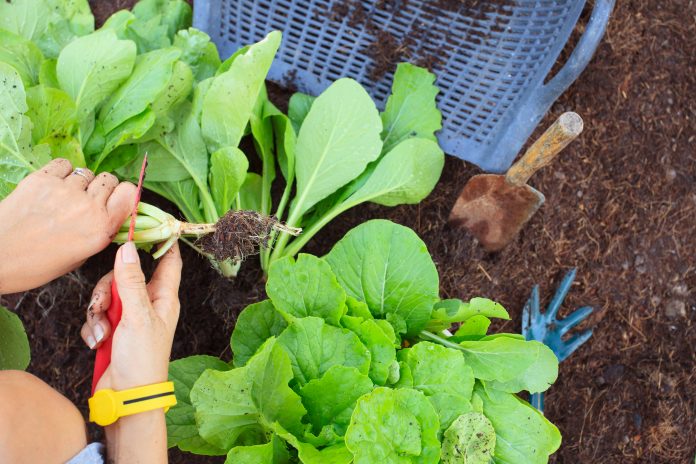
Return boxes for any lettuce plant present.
[0,0,445,277]
[166,220,562,463]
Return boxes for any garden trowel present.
[448,112,583,251]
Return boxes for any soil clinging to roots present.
[198,210,292,261]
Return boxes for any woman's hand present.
[82,241,181,464]
[82,241,182,390]
[0,159,136,294]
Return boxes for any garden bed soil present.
[1,1,693,463]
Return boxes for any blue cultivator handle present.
[522,269,594,412]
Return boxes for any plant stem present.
[419,330,465,351]
[281,202,348,259]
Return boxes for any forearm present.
[105,410,168,464]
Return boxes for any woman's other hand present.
[0,159,135,294]
[83,241,181,464]
[83,241,182,390]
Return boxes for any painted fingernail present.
[87,335,97,349]
[94,324,105,343]
[122,241,138,264]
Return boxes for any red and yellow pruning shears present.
[92,154,148,394]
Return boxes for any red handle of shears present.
[92,279,122,394]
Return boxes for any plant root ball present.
[198,210,282,261]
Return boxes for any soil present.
[2,1,693,463]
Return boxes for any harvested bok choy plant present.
[117,202,300,263]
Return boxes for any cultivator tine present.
[522,286,538,338]
[546,268,577,321]
[558,305,594,336]
[557,330,594,362]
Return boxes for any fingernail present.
[94,324,105,343]
[88,297,98,315]
[122,241,138,264]
[87,335,97,349]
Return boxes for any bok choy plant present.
[166,220,561,463]
[0,0,445,278]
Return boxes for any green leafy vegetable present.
[325,219,439,335]
[345,387,441,464]
[0,305,30,370]
[167,355,230,455]
[441,412,496,464]
[474,383,561,464]
[171,221,561,463]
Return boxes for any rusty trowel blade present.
[448,174,545,251]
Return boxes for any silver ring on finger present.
[72,168,92,181]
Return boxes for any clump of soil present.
[198,210,298,261]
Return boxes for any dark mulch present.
[2,1,693,463]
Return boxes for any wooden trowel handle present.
[506,112,583,186]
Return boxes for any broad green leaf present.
[398,342,474,431]
[344,296,373,320]
[341,315,396,386]
[97,144,139,174]
[150,60,193,117]
[0,29,43,87]
[125,14,170,54]
[99,47,181,133]
[292,78,382,217]
[0,305,30,370]
[345,387,440,464]
[0,63,51,198]
[453,315,491,338]
[92,109,155,172]
[475,384,561,464]
[344,138,443,207]
[267,254,346,326]
[276,317,370,387]
[192,341,302,451]
[191,366,261,451]
[247,339,307,436]
[209,146,248,216]
[0,0,48,42]
[226,436,289,464]
[427,298,509,333]
[131,0,192,41]
[458,338,558,393]
[40,135,85,166]
[36,0,94,58]
[299,365,373,436]
[132,102,207,187]
[288,92,315,133]
[488,343,560,394]
[231,300,287,368]
[272,422,354,464]
[56,29,136,124]
[39,59,59,88]
[441,412,496,464]
[173,28,220,82]
[25,85,77,144]
[167,355,230,455]
[201,31,280,152]
[101,10,135,36]
[381,63,441,154]
[238,172,263,212]
[325,219,439,335]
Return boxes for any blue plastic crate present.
[194,0,613,172]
